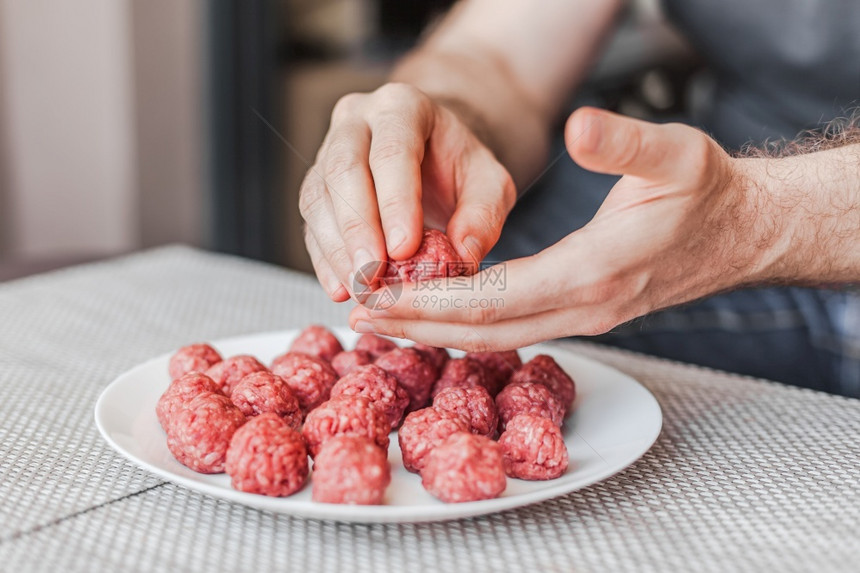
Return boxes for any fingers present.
[319,122,387,287]
[565,107,712,181]
[305,228,349,302]
[366,89,433,259]
[350,303,622,352]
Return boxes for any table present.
[1,246,858,572]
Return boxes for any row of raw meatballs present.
[157,325,575,504]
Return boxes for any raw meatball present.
[289,325,343,362]
[331,349,373,377]
[330,364,409,429]
[431,357,493,399]
[270,352,338,414]
[225,413,309,496]
[156,372,221,432]
[433,385,498,438]
[498,414,569,480]
[383,229,466,284]
[495,381,564,431]
[301,396,390,458]
[510,355,576,413]
[465,350,522,392]
[166,392,246,473]
[230,371,302,431]
[168,343,222,381]
[397,407,470,474]
[412,343,449,374]
[422,432,507,503]
[354,333,398,359]
[205,355,268,397]
[375,348,438,412]
[312,435,391,505]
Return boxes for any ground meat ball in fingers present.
[397,407,470,474]
[383,229,467,284]
[166,392,246,473]
[510,355,576,413]
[230,371,302,431]
[422,432,507,503]
[205,355,268,397]
[312,435,391,505]
[301,396,390,458]
[432,385,498,438]
[289,325,343,362]
[412,344,449,374]
[431,357,493,398]
[495,381,564,432]
[465,350,522,392]
[330,349,373,377]
[375,347,437,412]
[330,364,409,429]
[354,333,398,359]
[498,414,569,480]
[156,372,221,432]
[168,343,222,381]
[270,352,338,414]
[225,413,309,496]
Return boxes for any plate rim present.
[94,329,662,523]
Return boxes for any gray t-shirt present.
[663,0,860,149]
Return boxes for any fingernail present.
[352,249,375,285]
[331,284,348,300]
[354,320,375,334]
[387,227,407,253]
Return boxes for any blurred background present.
[0,0,696,281]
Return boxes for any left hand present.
[348,107,776,351]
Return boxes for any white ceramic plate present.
[95,328,662,523]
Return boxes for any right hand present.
[299,82,517,302]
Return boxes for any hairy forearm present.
[743,142,860,284]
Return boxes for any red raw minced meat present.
[156,372,221,432]
[312,435,391,505]
[166,392,246,474]
[289,325,343,363]
[375,347,438,412]
[230,371,302,431]
[354,333,398,360]
[431,357,493,399]
[330,364,409,430]
[412,344,449,374]
[331,349,374,377]
[205,355,268,397]
[225,413,309,496]
[465,350,522,392]
[498,414,569,480]
[432,385,498,439]
[397,406,470,474]
[495,381,564,432]
[421,432,506,503]
[270,352,338,414]
[168,343,222,381]
[301,395,390,458]
[383,229,466,284]
[509,354,576,413]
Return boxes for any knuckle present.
[615,126,643,170]
[338,216,368,242]
[324,142,364,185]
[453,329,492,353]
[468,302,498,325]
[369,138,410,168]
[298,178,325,220]
[377,192,411,217]
[331,93,363,121]
[373,82,420,105]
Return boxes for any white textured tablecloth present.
[1,246,858,572]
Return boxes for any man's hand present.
[347,107,797,350]
[299,83,516,302]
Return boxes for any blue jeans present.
[489,139,860,398]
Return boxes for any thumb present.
[565,107,709,181]
[445,151,517,268]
